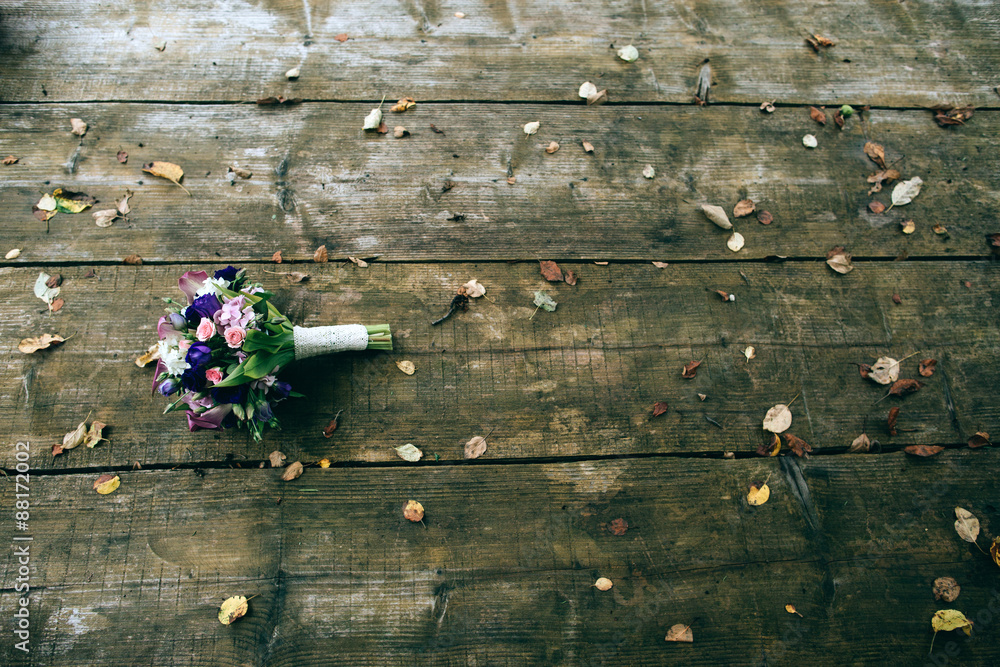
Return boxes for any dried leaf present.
[2,155,19,165]
[34,272,60,304]
[594,577,613,591]
[49,297,64,313]
[395,444,423,462]
[458,279,486,298]
[900,219,915,234]
[954,507,980,543]
[826,246,853,274]
[52,443,64,457]
[390,97,416,112]
[904,445,944,457]
[891,293,902,305]
[123,254,143,265]
[313,245,328,263]
[809,106,827,125]
[918,359,937,377]
[757,434,781,457]
[747,481,770,506]
[665,624,693,643]
[134,342,159,367]
[864,142,887,169]
[681,361,701,379]
[93,209,119,227]
[142,161,189,194]
[617,44,639,62]
[393,126,409,138]
[891,177,923,207]
[18,333,66,353]
[52,188,95,213]
[523,121,540,135]
[849,433,871,453]
[931,609,972,635]
[269,451,287,468]
[272,250,283,263]
[889,378,923,396]
[715,289,734,302]
[726,231,745,252]
[284,66,300,79]
[464,436,488,459]
[6,248,21,259]
[539,260,564,282]
[701,204,732,229]
[757,210,773,225]
[93,474,120,494]
[395,360,416,375]
[802,134,817,148]
[733,199,755,218]
[403,499,424,522]
[967,432,991,449]
[63,421,88,449]
[430,124,445,135]
[117,191,132,215]
[887,406,900,436]
[318,458,331,468]
[834,110,845,129]
[581,141,595,153]
[586,89,608,106]
[763,404,792,433]
[544,141,560,154]
[334,33,349,42]
[347,256,368,268]
[868,357,900,385]
[868,201,885,214]
[281,461,304,481]
[84,421,107,448]
[933,577,961,602]
[744,346,756,362]
[652,261,669,268]
[805,33,835,51]
[218,596,249,625]
[608,518,628,536]
[564,271,577,286]
[698,393,707,401]
[934,224,949,235]
[70,118,88,136]
[642,164,655,179]
[991,538,1000,568]
[652,401,669,417]
[362,107,382,130]
[286,271,309,283]
[933,107,974,127]
[228,166,252,179]
[760,100,776,113]
[322,413,341,438]
[783,433,810,457]
[533,291,557,312]
[785,604,804,617]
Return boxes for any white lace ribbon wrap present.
[293,325,369,360]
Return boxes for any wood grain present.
[2,451,998,665]
[2,104,998,262]
[2,262,996,469]
[1,0,999,106]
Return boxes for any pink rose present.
[224,326,246,349]
[196,317,216,342]
[178,339,192,352]
[205,367,223,384]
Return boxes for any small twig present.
[431,294,469,325]
[705,415,723,429]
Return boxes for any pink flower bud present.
[196,317,216,342]
[205,367,223,384]
[224,326,246,349]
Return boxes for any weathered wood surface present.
[2,0,999,106]
[2,262,997,469]
[2,451,998,665]
[2,104,999,262]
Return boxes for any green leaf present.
[533,291,557,312]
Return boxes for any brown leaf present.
[934,224,949,236]
[868,201,885,214]
[858,363,872,379]
[919,359,937,377]
[564,270,577,286]
[715,289,732,301]
[904,445,944,457]
[664,623,693,643]
[809,106,827,125]
[757,433,781,457]
[733,199,755,218]
[286,271,310,283]
[228,166,252,179]
[681,360,701,379]
[430,124,445,134]
[889,379,923,396]
[608,518,628,536]
[834,110,845,129]
[393,126,409,138]
[141,161,189,194]
[271,250,282,263]
[545,141,560,154]
[323,418,340,438]
[987,233,1000,249]
[334,33,349,42]
[117,150,128,163]
[825,246,853,274]
[52,443,64,457]
[652,401,669,417]
[70,118,88,136]
[891,293,902,305]
[586,89,608,106]
[18,333,66,354]
[933,577,961,602]
[281,461,304,481]
[376,122,389,134]
[313,245,328,263]
[849,433,871,453]
[888,407,900,436]
[539,260,564,282]
[756,210,773,225]
[864,142,887,169]
[269,450,287,468]
[785,433,812,457]
[49,297,64,313]
[2,155,19,165]
[933,106,974,127]
[464,435,488,459]
[348,256,369,268]
[123,254,143,265]
[652,261,669,268]
[46,273,62,288]
[968,432,991,449]
[581,141,595,153]
[403,499,424,522]
[390,97,416,113]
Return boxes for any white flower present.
[195,277,229,297]
[157,340,190,376]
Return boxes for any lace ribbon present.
[293,325,369,359]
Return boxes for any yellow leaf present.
[785,604,803,617]
[142,161,190,195]
[403,499,424,522]
[218,595,249,625]
[991,538,1000,568]
[135,342,160,367]
[395,360,415,375]
[18,333,66,353]
[52,188,95,213]
[93,474,120,495]
[84,421,107,448]
[931,609,972,635]
[318,458,331,468]
[747,482,770,506]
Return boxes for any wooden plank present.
[2,451,998,664]
[2,104,998,262]
[2,261,997,468]
[2,0,999,106]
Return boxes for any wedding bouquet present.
[149,266,391,440]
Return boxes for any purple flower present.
[168,312,188,331]
[185,342,213,369]
[215,295,254,331]
[210,384,247,405]
[178,270,209,305]
[151,359,168,395]
[214,266,239,282]
[271,381,292,400]
[256,401,274,422]
[185,293,222,328]
[181,367,206,392]
[158,378,180,396]
[186,404,234,431]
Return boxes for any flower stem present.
[365,324,393,350]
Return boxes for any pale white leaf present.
[363,108,383,130]
[891,177,923,206]
[701,204,732,230]
[763,404,792,433]
[578,81,598,99]
[394,443,423,462]
[523,121,540,135]
[617,45,639,62]
[954,507,980,543]
[726,231,745,252]
[34,272,59,304]
[802,134,818,148]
